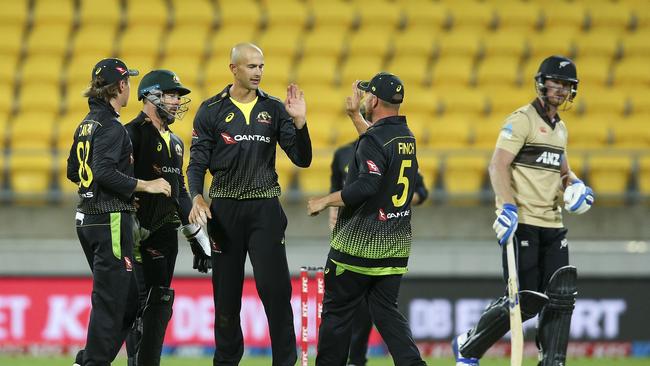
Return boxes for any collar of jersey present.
[531,98,560,130]
[367,115,407,131]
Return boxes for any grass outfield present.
[1,356,648,365]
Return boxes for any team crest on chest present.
[256,111,272,124]
[175,144,182,157]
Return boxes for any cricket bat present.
[506,236,523,366]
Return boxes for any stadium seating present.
[296,154,331,195]
[2,0,649,203]
[8,151,54,197]
[638,156,650,197]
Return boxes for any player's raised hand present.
[345,80,363,118]
[284,83,306,129]
[307,197,326,216]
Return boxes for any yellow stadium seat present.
[297,154,331,195]
[612,56,650,87]
[611,117,650,148]
[32,0,74,27]
[56,117,83,151]
[436,30,483,59]
[70,25,118,60]
[443,154,488,198]
[262,0,309,30]
[65,81,93,116]
[56,149,80,195]
[484,86,532,116]
[431,55,474,88]
[18,84,61,115]
[0,53,18,89]
[638,155,650,197]
[405,112,428,143]
[575,31,622,58]
[346,28,392,59]
[0,0,28,27]
[385,55,430,88]
[390,27,436,59]
[576,56,612,86]
[566,116,611,150]
[425,116,472,150]
[565,151,586,178]
[587,155,632,196]
[303,85,346,115]
[482,31,528,59]
[626,86,650,115]
[258,55,293,86]
[163,25,210,57]
[0,24,25,57]
[631,3,650,30]
[203,53,233,91]
[303,111,338,148]
[20,55,64,86]
[399,86,437,116]
[338,56,383,88]
[293,55,339,89]
[171,0,215,28]
[125,0,169,27]
[309,0,357,30]
[208,25,257,56]
[402,1,449,31]
[332,123,360,146]
[527,27,577,60]
[472,116,505,149]
[494,2,542,32]
[475,56,520,87]
[276,147,296,197]
[417,154,440,192]
[621,29,650,58]
[25,24,71,57]
[158,54,203,87]
[217,0,262,29]
[585,2,632,31]
[0,80,14,116]
[577,87,628,116]
[438,87,488,117]
[357,1,402,30]
[299,26,348,58]
[446,1,495,31]
[65,55,109,89]
[9,112,57,151]
[117,25,165,58]
[8,150,54,197]
[256,27,302,59]
[540,2,586,30]
[79,0,122,27]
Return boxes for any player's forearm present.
[321,191,345,208]
[489,163,515,205]
[351,113,369,134]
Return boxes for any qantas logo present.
[366,160,381,175]
[536,151,561,167]
[378,208,411,221]
[115,66,128,75]
[191,129,198,139]
[234,134,271,143]
[221,133,236,144]
[124,257,133,271]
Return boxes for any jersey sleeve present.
[187,102,216,198]
[341,136,385,207]
[413,172,429,204]
[91,123,137,198]
[330,148,345,193]
[495,112,530,155]
[66,126,81,184]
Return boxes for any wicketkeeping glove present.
[493,203,518,246]
[180,224,213,273]
[564,179,594,215]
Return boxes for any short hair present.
[83,77,122,102]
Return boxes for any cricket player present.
[452,55,595,366]
[308,72,427,366]
[187,43,312,366]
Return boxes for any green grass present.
[1,356,648,366]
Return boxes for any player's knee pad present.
[137,287,175,366]
[537,265,577,366]
[460,290,548,359]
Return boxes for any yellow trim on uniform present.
[331,259,408,276]
[159,130,172,158]
[230,97,258,125]
[110,213,121,259]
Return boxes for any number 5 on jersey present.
[77,141,94,187]
[392,159,412,207]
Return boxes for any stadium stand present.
[0,0,648,205]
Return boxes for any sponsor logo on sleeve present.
[366,160,381,175]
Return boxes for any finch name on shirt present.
[398,142,415,155]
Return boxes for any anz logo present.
[536,151,561,167]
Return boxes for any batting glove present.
[564,179,594,215]
[493,203,518,246]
